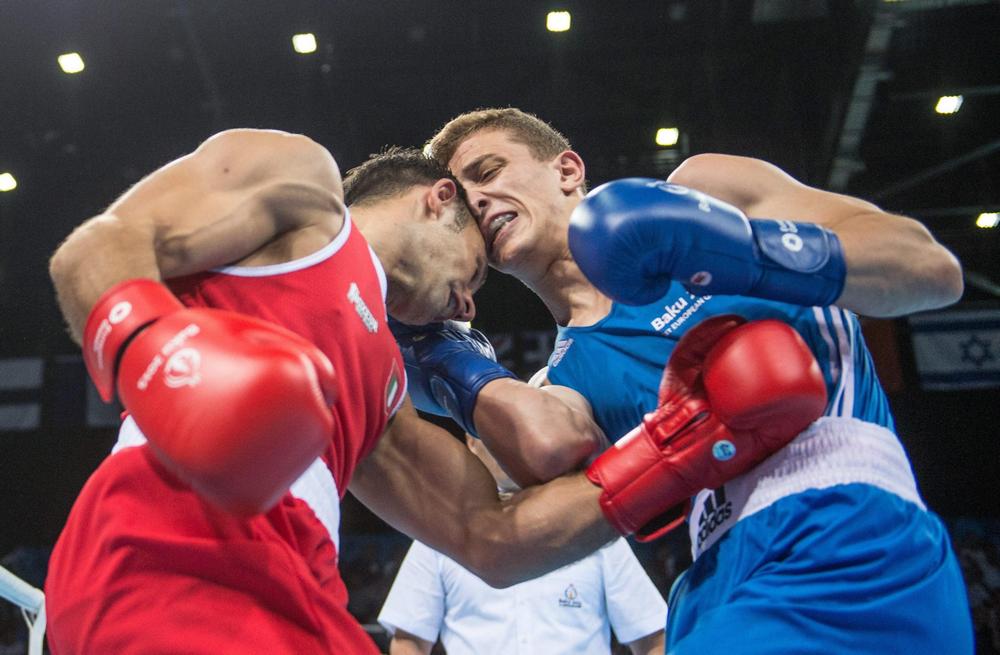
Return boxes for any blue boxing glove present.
[389,318,517,437]
[568,178,847,307]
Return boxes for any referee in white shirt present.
[378,436,667,655]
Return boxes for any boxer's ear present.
[555,150,585,194]
[428,178,458,214]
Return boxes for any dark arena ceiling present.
[1,0,998,347]
[0,0,997,548]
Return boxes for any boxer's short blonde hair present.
[426,108,572,166]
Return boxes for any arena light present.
[976,212,999,229]
[547,11,571,32]
[934,95,963,115]
[292,33,318,54]
[655,127,680,147]
[0,172,16,192]
[57,52,85,74]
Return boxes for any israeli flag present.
[909,308,1000,390]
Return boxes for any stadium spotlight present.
[547,11,571,32]
[655,127,680,147]
[934,95,963,115]
[976,212,999,229]
[0,173,17,192]
[57,53,85,74]
[292,33,318,54]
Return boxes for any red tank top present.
[166,213,406,493]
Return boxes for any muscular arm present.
[473,378,608,486]
[626,631,666,655]
[48,128,345,342]
[668,153,963,317]
[350,400,617,588]
[389,630,434,655]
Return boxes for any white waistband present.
[689,417,924,560]
[112,417,340,550]
[289,458,341,552]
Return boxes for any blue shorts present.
[665,484,973,655]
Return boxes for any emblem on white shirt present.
[558,584,582,608]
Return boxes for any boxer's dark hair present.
[344,146,467,210]
[426,108,572,166]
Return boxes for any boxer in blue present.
[392,108,973,653]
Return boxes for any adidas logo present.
[696,486,732,550]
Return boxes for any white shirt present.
[378,538,666,655]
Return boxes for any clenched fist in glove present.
[83,278,338,516]
[389,318,515,438]
[586,315,827,541]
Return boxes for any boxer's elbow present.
[512,419,599,484]
[49,230,97,344]
[894,232,964,313]
[49,222,96,309]
[49,224,88,286]
[926,247,964,307]
[468,558,519,589]
[533,396,606,478]
[484,414,596,487]
[524,431,596,482]
[459,525,522,588]
[841,218,965,317]
[48,244,73,290]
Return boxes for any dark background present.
[0,0,997,564]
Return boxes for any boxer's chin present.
[491,238,531,277]
[386,297,416,325]
[387,296,437,326]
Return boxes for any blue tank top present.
[546,283,894,441]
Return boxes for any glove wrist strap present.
[82,279,184,402]
[746,219,847,306]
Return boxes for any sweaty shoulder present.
[196,129,345,200]
[667,153,802,213]
[197,129,347,249]
[136,129,348,275]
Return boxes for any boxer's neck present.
[525,257,613,328]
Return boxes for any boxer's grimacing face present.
[447,129,579,278]
[386,197,487,325]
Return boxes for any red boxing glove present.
[586,315,827,541]
[83,279,338,516]
[83,279,185,402]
